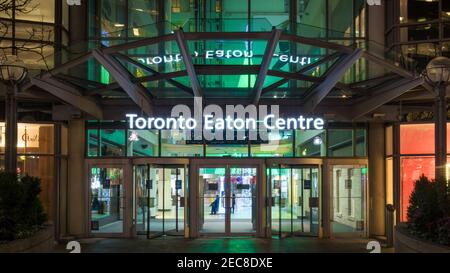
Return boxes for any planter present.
[0,224,55,253]
[394,225,450,253]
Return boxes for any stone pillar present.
[67,120,87,236]
[4,89,17,173]
[367,3,385,78]
[368,122,386,237]
[435,86,447,180]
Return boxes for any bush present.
[0,172,47,242]
[407,175,450,245]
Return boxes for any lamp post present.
[425,57,450,180]
[0,63,28,173]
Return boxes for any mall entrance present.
[268,165,321,237]
[133,159,189,238]
[189,159,265,237]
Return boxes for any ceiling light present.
[114,23,125,27]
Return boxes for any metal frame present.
[30,29,421,120]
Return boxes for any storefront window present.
[161,130,203,157]
[295,129,326,157]
[0,123,54,154]
[400,156,435,222]
[127,130,159,157]
[99,129,126,157]
[328,129,354,157]
[17,155,55,220]
[0,122,57,220]
[251,130,293,157]
[400,124,434,154]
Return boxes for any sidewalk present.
[53,236,392,253]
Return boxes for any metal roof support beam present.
[262,52,341,94]
[175,29,202,97]
[114,53,193,95]
[31,77,103,119]
[253,28,282,104]
[349,77,424,120]
[92,49,153,115]
[302,49,363,113]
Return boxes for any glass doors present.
[134,164,186,238]
[269,165,320,237]
[198,167,257,235]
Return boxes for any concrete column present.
[4,88,17,173]
[67,120,87,237]
[435,86,447,180]
[368,122,386,237]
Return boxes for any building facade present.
[0,0,447,242]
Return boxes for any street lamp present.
[0,60,28,173]
[424,57,450,180]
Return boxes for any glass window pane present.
[328,129,354,157]
[386,157,394,205]
[385,126,393,156]
[295,130,326,157]
[400,124,434,154]
[332,165,367,233]
[100,129,126,157]
[19,123,54,154]
[297,0,325,30]
[17,156,54,220]
[15,0,55,23]
[127,130,159,156]
[206,144,248,157]
[0,123,54,154]
[101,0,127,37]
[251,130,293,157]
[328,0,354,38]
[90,167,124,233]
[161,130,203,157]
[87,129,99,157]
[355,129,366,157]
[400,156,435,222]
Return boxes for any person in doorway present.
[231,193,236,214]
[210,195,220,215]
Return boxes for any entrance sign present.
[126,97,324,142]
[137,50,314,66]
[126,114,324,131]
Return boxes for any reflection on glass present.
[251,130,293,157]
[100,129,126,157]
[127,130,159,156]
[295,130,326,157]
[90,167,124,233]
[331,165,366,234]
[161,130,203,157]
[328,129,354,157]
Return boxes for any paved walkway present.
[54,236,394,253]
